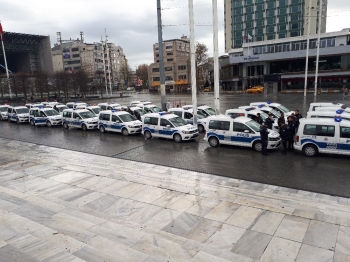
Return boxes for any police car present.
[25,103,44,109]
[62,109,98,130]
[66,102,87,109]
[142,112,198,142]
[136,103,163,114]
[0,105,9,120]
[226,107,279,131]
[242,105,282,119]
[98,102,121,110]
[306,109,350,121]
[250,102,294,116]
[130,100,152,107]
[313,105,350,114]
[168,107,208,132]
[98,110,142,136]
[7,106,30,123]
[294,117,350,157]
[308,102,345,112]
[198,105,216,117]
[204,115,281,151]
[29,107,62,126]
[86,106,101,116]
[53,105,69,115]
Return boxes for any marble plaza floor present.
[0,138,350,262]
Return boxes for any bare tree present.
[34,71,49,101]
[17,72,31,101]
[94,70,106,97]
[196,42,209,90]
[136,64,149,90]
[73,70,89,98]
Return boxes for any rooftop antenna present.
[80,31,84,42]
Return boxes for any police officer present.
[265,114,274,129]
[278,113,285,129]
[287,116,296,151]
[259,121,269,156]
[280,122,289,155]
[294,109,303,127]
[256,113,263,125]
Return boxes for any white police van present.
[204,115,281,151]
[98,110,142,136]
[29,107,63,126]
[130,100,152,107]
[53,105,69,115]
[168,107,208,132]
[98,102,121,110]
[250,102,294,116]
[86,106,101,116]
[0,105,9,120]
[62,109,98,130]
[306,109,350,121]
[25,103,44,109]
[66,102,87,109]
[313,106,350,114]
[7,106,29,123]
[241,105,282,119]
[226,107,279,131]
[294,117,350,157]
[136,103,162,114]
[142,112,198,142]
[308,102,345,112]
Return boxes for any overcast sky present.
[1,0,349,68]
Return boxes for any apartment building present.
[225,0,328,51]
[148,35,191,92]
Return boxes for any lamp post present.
[314,0,323,97]
[303,0,313,97]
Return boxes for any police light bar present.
[38,106,44,109]
[258,104,265,108]
[159,112,167,116]
[245,107,255,111]
[336,109,344,114]
[111,110,117,113]
[335,116,342,122]
[267,101,272,104]
[230,115,236,119]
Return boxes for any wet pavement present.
[1,93,350,197]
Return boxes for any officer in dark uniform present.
[259,121,269,156]
[280,122,289,155]
[294,109,303,127]
[278,113,285,129]
[265,114,274,129]
[256,113,263,125]
[287,116,296,151]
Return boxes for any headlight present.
[128,125,134,128]
[182,131,191,134]
[87,122,94,124]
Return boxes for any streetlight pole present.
[314,0,323,97]
[212,0,220,115]
[157,0,167,111]
[304,0,312,97]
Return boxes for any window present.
[167,58,173,62]
[246,6,254,13]
[278,24,287,31]
[290,31,300,37]
[152,68,159,72]
[246,22,253,28]
[235,15,243,22]
[245,0,252,4]
[245,14,253,21]
[234,8,243,15]
[209,120,230,130]
[112,115,121,122]
[283,43,290,51]
[256,28,264,35]
[184,112,193,119]
[291,23,300,30]
[165,76,173,81]
[166,46,173,49]
[290,5,300,13]
[267,2,275,9]
[267,35,275,40]
[178,75,187,79]
[303,124,335,137]
[256,4,264,11]
[235,23,243,30]
[327,38,335,47]
[71,48,79,52]
[256,20,264,27]
[171,111,182,117]
[275,45,282,52]
[267,26,275,33]
[153,77,160,81]
[340,127,350,138]
[63,111,72,118]
[267,19,275,25]
[292,42,300,51]
[160,119,172,127]
[279,16,287,23]
[178,65,186,70]
[165,66,172,71]
[144,117,158,125]
[233,122,249,132]
[73,113,81,119]
[266,10,275,17]
[39,112,46,117]
[279,0,288,6]
[234,0,242,7]
[166,52,173,56]
[278,8,287,15]
[255,12,264,19]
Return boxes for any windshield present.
[16,108,29,114]
[119,114,136,122]
[259,112,269,120]
[91,108,101,114]
[197,110,207,118]
[44,110,60,116]
[277,105,290,113]
[58,106,68,112]
[79,111,95,119]
[204,107,216,116]
[151,106,162,113]
[135,109,146,116]
[270,109,281,118]
[169,117,187,127]
[0,107,8,112]
[245,120,261,132]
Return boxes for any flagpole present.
[0,31,12,98]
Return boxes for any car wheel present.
[198,124,204,133]
[144,130,152,139]
[253,141,263,152]
[99,125,105,133]
[63,122,69,129]
[303,144,318,157]
[46,121,52,127]
[122,128,129,136]
[16,118,20,124]
[30,119,35,126]
[82,124,87,131]
[209,136,219,147]
[173,133,182,143]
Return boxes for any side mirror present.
[244,130,250,133]
[115,120,120,123]
[166,125,171,128]
[76,117,80,120]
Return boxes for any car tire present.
[99,125,105,133]
[144,130,152,139]
[253,141,263,152]
[63,122,69,129]
[30,119,35,126]
[122,128,129,136]
[46,121,52,127]
[198,124,204,133]
[208,136,219,147]
[174,133,182,143]
[82,124,87,131]
[303,144,318,157]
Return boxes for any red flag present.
[0,23,4,40]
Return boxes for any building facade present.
[148,35,191,92]
[215,28,350,91]
[224,0,328,51]
[51,39,128,90]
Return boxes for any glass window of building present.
[278,8,287,15]
[256,12,264,19]
[235,23,243,30]
[246,22,253,28]
[267,2,276,9]
[292,42,300,51]
[235,16,243,22]
[245,14,253,21]
[234,31,243,37]
[291,0,302,3]
[310,40,317,49]
[327,38,335,47]
[234,39,242,46]
[278,24,287,31]
[279,33,287,39]
[256,4,264,11]
[320,39,327,48]
[291,15,301,22]
[300,41,307,50]
[256,36,264,41]
[234,8,243,15]
[245,0,253,5]
[267,10,275,17]
[267,35,275,40]
[279,0,288,6]
[165,76,173,81]
[256,20,264,27]
[283,43,290,51]
[233,0,242,7]
[290,31,300,37]
[257,28,264,35]
[290,5,301,13]
[291,23,300,30]
[267,26,275,33]
[267,18,276,25]
[256,0,264,3]
[246,6,254,13]
[279,16,288,23]
[275,45,282,52]
[267,45,274,53]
